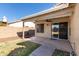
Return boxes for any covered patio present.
[21,3,73,40]
[20,4,74,55]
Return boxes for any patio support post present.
[22,21,25,39]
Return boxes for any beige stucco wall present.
[35,17,69,39]
[35,21,52,38]
[70,4,79,55]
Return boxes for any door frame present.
[51,22,69,40]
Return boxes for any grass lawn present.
[52,49,70,56]
[0,39,40,56]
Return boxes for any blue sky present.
[0,3,55,22]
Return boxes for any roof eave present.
[21,3,75,21]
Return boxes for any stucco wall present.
[35,21,52,38]
[0,26,22,38]
[70,4,79,55]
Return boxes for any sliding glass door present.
[52,22,68,40]
[59,22,68,39]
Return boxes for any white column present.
[22,21,25,39]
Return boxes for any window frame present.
[36,24,44,33]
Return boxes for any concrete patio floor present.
[24,37,73,56]
[30,45,55,56]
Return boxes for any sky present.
[0,3,55,22]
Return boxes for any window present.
[37,24,44,33]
